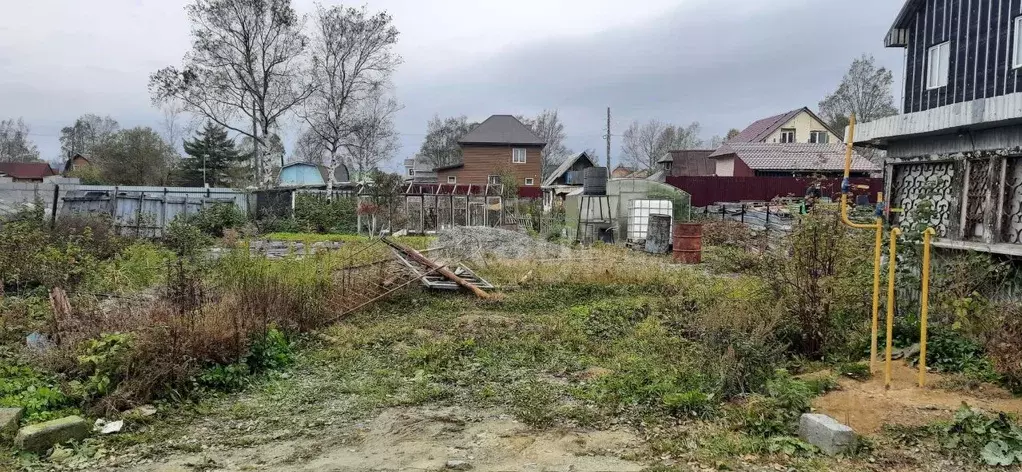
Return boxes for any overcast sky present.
[1,0,906,169]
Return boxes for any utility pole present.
[605,107,611,171]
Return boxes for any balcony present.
[849,92,1022,146]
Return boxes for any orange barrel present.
[673,222,703,264]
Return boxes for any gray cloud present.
[3,0,907,168]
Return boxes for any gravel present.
[431,226,568,262]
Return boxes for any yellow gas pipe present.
[885,227,902,389]
[918,227,936,387]
[839,114,886,373]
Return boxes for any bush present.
[986,304,1022,391]
[293,193,357,233]
[766,211,874,359]
[163,217,213,257]
[702,220,755,248]
[188,203,247,237]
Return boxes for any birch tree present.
[149,0,312,187]
[819,54,898,131]
[0,118,41,163]
[518,110,568,179]
[344,89,400,180]
[59,114,119,158]
[302,4,400,192]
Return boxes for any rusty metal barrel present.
[672,222,703,264]
[645,214,672,254]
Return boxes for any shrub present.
[293,194,357,233]
[702,220,755,248]
[766,211,874,359]
[188,203,247,237]
[163,217,213,257]
[986,303,1022,391]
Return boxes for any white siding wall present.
[763,111,841,143]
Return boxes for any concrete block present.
[798,413,856,456]
[14,416,90,454]
[0,408,23,438]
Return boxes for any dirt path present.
[814,362,1022,434]
[127,406,644,472]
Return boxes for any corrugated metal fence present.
[667,176,883,207]
[61,186,250,237]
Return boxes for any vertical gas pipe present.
[839,114,886,373]
[885,227,902,390]
[918,227,936,387]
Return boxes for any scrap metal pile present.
[332,237,491,319]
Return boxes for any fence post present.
[49,184,59,229]
[721,205,726,221]
[136,192,145,238]
[741,204,746,223]
[162,188,168,234]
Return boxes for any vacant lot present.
[5,209,1022,471]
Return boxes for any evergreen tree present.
[179,123,242,187]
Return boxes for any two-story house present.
[433,115,545,191]
[853,0,1022,254]
[710,107,876,177]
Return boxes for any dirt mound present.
[813,362,1022,435]
[433,226,568,262]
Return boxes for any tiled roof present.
[458,115,545,146]
[728,108,804,143]
[0,162,56,179]
[728,107,843,144]
[708,143,876,172]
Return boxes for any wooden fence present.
[666,176,883,207]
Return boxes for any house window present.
[1014,16,1022,68]
[447,176,457,184]
[809,131,829,144]
[487,175,501,185]
[927,41,950,89]
[407,168,414,176]
[779,129,796,143]
[512,148,527,163]
[525,178,535,186]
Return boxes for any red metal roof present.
[0,162,57,180]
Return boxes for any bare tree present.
[621,120,704,170]
[59,114,120,158]
[0,118,41,163]
[149,0,312,187]
[518,110,569,179]
[344,90,400,181]
[419,115,476,168]
[819,54,899,132]
[160,100,195,156]
[302,3,400,193]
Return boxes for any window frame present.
[524,178,535,186]
[447,175,457,184]
[512,148,527,164]
[487,175,501,185]
[1014,16,1022,69]
[809,130,829,144]
[407,168,415,177]
[927,41,950,89]
[779,129,796,143]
